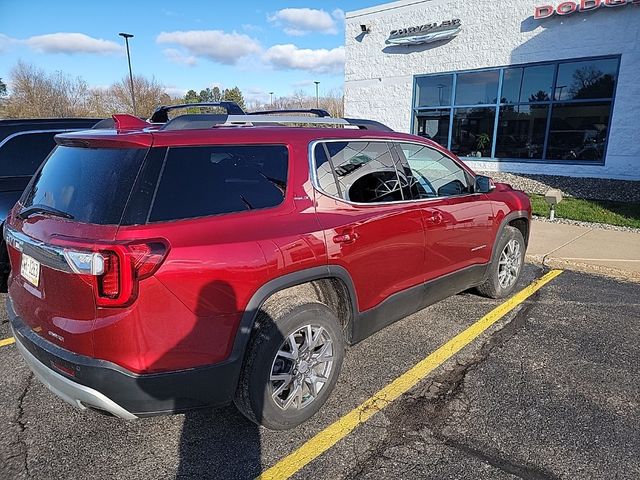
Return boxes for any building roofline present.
[346,0,432,19]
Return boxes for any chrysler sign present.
[387,19,462,45]
[534,0,640,19]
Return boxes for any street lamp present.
[269,91,274,107]
[118,32,137,116]
[313,81,320,109]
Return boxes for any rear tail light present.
[64,240,169,308]
[98,252,120,299]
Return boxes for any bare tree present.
[105,75,170,118]
[1,61,91,118]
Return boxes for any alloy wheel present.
[269,324,334,411]
[498,239,522,289]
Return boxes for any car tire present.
[476,226,525,299]
[234,297,345,430]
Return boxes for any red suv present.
[5,109,530,429]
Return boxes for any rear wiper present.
[17,204,74,220]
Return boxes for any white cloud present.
[163,48,197,66]
[164,86,188,98]
[25,33,123,55]
[156,30,261,65]
[0,33,16,53]
[268,8,344,36]
[263,44,345,74]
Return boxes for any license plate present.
[21,254,40,287]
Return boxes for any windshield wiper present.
[17,204,74,220]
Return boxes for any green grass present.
[529,194,640,228]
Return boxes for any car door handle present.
[333,230,357,244]
[426,212,443,224]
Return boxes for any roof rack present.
[248,108,331,117]
[160,114,394,132]
[149,102,245,123]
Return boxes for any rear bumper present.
[8,297,242,418]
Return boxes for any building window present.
[412,55,619,164]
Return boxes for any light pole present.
[119,32,136,116]
[269,91,274,107]
[314,81,320,109]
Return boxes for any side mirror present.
[474,175,495,194]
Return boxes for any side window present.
[0,132,58,177]
[396,143,472,198]
[149,145,288,222]
[314,141,406,204]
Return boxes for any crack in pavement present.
[344,271,562,479]
[9,372,34,479]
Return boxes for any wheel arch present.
[229,266,359,367]
[490,210,530,262]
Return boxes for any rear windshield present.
[21,146,147,225]
[148,145,288,222]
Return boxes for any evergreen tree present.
[222,86,245,109]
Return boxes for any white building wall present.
[344,0,640,180]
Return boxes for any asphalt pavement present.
[1,264,638,480]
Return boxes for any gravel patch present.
[480,172,640,203]
[532,215,640,233]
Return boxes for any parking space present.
[1,264,639,480]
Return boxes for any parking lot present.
[1,264,639,480]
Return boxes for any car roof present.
[55,126,434,150]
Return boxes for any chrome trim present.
[0,129,77,150]
[13,333,137,420]
[3,225,73,273]
[308,138,480,207]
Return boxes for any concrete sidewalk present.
[526,220,640,282]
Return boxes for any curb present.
[526,254,640,284]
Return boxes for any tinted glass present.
[502,64,554,103]
[455,70,499,105]
[555,58,618,101]
[415,109,450,146]
[0,132,58,177]
[21,146,147,225]
[495,105,548,159]
[396,143,471,198]
[451,107,496,157]
[320,141,404,203]
[150,145,288,222]
[546,102,611,161]
[313,144,340,198]
[415,74,453,107]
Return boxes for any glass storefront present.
[412,56,619,163]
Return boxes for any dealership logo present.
[387,19,462,45]
[534,0,639,19]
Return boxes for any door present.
[393,142,495,281]
[312,140,426,313]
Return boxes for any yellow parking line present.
[0,337,15,348]
[258,269,563,480]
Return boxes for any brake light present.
[93,240,169,307]
[98,252,120,299]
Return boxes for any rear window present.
[149,145,288,222]
[21,146,147,225]
[0,132,58,177]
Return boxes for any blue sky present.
[0,0,379,104]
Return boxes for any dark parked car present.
[0,118,101,290]
[5,109,531,429]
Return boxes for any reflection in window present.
[415,109,450,146]
[319,141,405,203]
[495,105,548,159]
[502,64,554,103]
[415,74,453,107]
[546,102,611,161]
[397,143,471,198]
[455,71,499,105]
[451,107,496,157]
[555,58,618,101]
